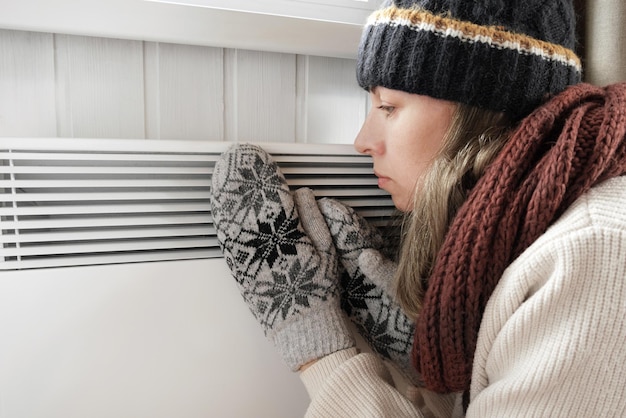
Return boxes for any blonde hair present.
[394,104,513,320]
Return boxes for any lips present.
[374,170,390,189]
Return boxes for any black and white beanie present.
[357,0,583,119]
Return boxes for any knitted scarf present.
[412,82,626,394]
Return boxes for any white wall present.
[0,28,368,143]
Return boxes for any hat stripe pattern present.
[367,6,582,73]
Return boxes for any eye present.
[377,105,395,116]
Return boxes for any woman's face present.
[354,87,456,212]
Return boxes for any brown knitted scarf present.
[412,82,626,394]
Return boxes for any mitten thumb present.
[293,188,334,254]
[358,248,398,299]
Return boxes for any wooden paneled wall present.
[0,28,368,144]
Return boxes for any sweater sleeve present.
[300,348,425,417]
[467,220,626,417]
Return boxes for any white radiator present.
[1,137,394,270]
[0,138,395,418]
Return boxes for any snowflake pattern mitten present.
[210,143,354,370]
[317,197,421,385]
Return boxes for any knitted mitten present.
[210,143,354,370]
[317,198,421,384]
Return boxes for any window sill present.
[0,0,373,58]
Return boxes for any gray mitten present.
[317,198,421,385]
[210,144,354,370]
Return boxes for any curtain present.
[583,0,626,85]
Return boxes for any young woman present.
[211,0,626,416]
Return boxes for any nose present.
[354,110,381,156]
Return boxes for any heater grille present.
[1,138,395,270]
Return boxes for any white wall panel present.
[0,29,365,144]
[143,41,160,140]
[0,29,57,137]
[223,48,237,143]
[54,35,145,138]
[145,42,224,140]
[228,49,297,143]
[301,55,367,144]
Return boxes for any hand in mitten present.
[210,143,354,370]
[317,198,422,385]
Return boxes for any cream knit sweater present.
[300,176,626,417]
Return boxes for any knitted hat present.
[357,0,583,119]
